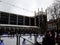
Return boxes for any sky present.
[0,0,54,17]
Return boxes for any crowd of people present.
[42,30,55,45]
[0,30,59,45]
[35,30,60,45]
[42,30,60,45]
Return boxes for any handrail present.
[0,35,34,45]
[20,36,34,45]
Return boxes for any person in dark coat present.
[35,41,41,45]
[56,32,60,45]
[50,30,55,45]
[42,31,55,45]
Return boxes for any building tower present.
[35,9,47,34]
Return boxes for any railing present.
[0,35,34,45]
[0,34,43,45]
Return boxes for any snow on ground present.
[1,35,44,45]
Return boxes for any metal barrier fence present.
[0,35,36,45]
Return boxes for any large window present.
[0,12,9,24]
[10,14,17,25]
[18,16,23,25]
[0,12,36,26]
[25,17,29,25]
[30,18,35,26]
[39,16,43,27]
[39,15,47,27]
[36,16,39,26]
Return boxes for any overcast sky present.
[0,0,54,16]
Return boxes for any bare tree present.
[47,0,60,20]
[46,0,60,43]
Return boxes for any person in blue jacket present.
[0,40,4,45]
